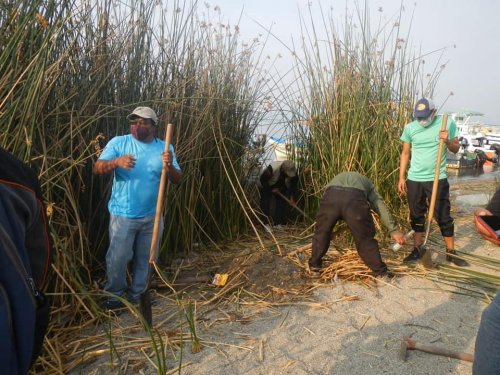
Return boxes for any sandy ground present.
[177,175,498,375]
[69,172,499,375]
[179,278,480,375]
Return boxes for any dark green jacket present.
[326,171,397,233]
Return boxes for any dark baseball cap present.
[414,98,436,118]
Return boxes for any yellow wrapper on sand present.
[212,273,228,286]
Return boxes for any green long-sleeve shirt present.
[326,171,397,233]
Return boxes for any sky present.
[208,0,500,125]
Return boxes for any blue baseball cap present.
[414,98,436,118]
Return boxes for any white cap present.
[281,160,297,178]
[127,107,158,124]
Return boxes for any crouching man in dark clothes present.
[308,171,406,277]
[258,160,298,226]
[0,147,53,374]
[474,188,500,218]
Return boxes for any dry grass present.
[37,214,499,373]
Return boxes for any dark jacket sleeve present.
[0,148,52,290]
[259,165,273,190]
[487,189,500,217]
[288,175,299,199]
[0,148,52,375]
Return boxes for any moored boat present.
[449,111,487,151]
[268,136,306,161]
[484,129,500,146]
[446,150,480,169]
[446,111,500,170]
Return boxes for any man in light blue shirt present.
[93,107,181,309]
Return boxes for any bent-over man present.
[308,171,405,277]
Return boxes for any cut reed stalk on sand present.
[184,301,202,353]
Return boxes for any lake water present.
[454,192,492,207]
[447,166,499,183]
[448,166,499,208]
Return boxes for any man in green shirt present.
[398,98,468,266]
[308,172,406,277]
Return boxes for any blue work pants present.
[104,215,163,302]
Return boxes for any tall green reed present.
[1,0,272,371]
[1,0,270,287]
[0,0,471,372]
[282,2,446,221]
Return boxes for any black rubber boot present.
[446,249,469,267]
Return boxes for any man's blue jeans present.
[104,215,163,303]
[473,293,500,374]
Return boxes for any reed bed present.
[277,2,451,220]
[1,1,498,373]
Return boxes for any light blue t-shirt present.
[400,116,457,181]
[99,134,181,218]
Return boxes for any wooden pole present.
[149,123,174,264]
[427,114,449,227]
[420,114,448,268]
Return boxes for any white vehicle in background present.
[449,111,487,151]
[446,111,500,169]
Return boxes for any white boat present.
[446,150,483,170]
[446,111,500,169]
[268,136,306,161]
[449,111,487,151]
[484,127,500,146]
